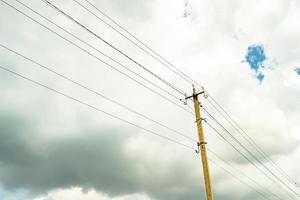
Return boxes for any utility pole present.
[186,86,214,200]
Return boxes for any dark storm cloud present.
[0,113,138,194]
[0,113,204,200]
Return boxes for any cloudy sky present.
[0,0,300,199]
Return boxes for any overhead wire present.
[0,43,197,144]
[13,0,183,106]
[1,43,282,200]
[72,2,296,187]
[1,0,297,198]
[75,0,196,86]
[202,106,299,197]
[204,120,296,200]
[0,0,193,116]
[207,148,282,200]
[0,64,195,151]
[0,61,278,200]
[41,0,186,97]
[206,96,297,186]
[186,92,298,198]
[74,2,297,188]
[202,107,299,199]
[208,158,271,200]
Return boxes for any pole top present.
[186,85,204,100]
[193,84,196,94]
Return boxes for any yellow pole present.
[192,86,214,200]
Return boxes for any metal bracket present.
[185,91,204,100]
[198,101,203,107]
[195,142,200,154]
[201,86,208,99]
[195,141,207,153]
[179,93,188,105]
[194,118,207,123]
[201,118,207,122]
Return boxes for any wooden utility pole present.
[186,86,214,200]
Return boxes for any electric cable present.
[0,0,193,116]
[13,0,182,104]
[0,43,197,144]
[0,64,195,151]
[202,106,299,198]
[41,0,186,97]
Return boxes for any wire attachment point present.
[201,86,208,99]
[180,93,188,105]
[195,142,200,154]
[201,118,207,122]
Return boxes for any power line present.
[69,2,296,188]
[1,43,282,199]
[71,3,295,188]
[202,106,299,197]
[81,2,296,188]
[75,0,196,86]
[1,0,296,198]
[0,57,274,200]
[72,2,293,186]
[206,96,297,186]
[60,0,300,193]
[0,64,195,151]
[13,0,182,106]
[204,119,281,188]
[206,112,294,198]
[0,43,197,144]
[75,1,296,188]
[1,56,275,200]
[0,0,193,116]
[207,148,282,200]
[204,121,296,200]
[208,158,272,200]
[41,0,186,97]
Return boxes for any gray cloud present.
[0,113,204,200]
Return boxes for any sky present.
[0,0,300,200]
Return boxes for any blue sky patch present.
[244,44,267,82]
[295,68,300,75]
[245,45,266,71]
[256,73,265,82]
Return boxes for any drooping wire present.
[207,148,282,200]
[64,0,299,196]
[0,0,193,116]
[0,43,197,144]
[204,120,296,200]
[1,0,296,197]
[206,96,298,186]
[73,2,296,187]
[78,1,297,188]
[13,0,182,106]
[1,62,279,200]
[0,65,195,151]
[202,106,300,197]
[202,108,299,199]
[208,158,272,200]
[75,0,196,86]
[41,0,186,97]
[73,1,296,187]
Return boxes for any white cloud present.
[33,187,151,200]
